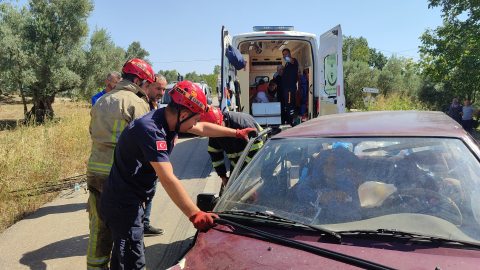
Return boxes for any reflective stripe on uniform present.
[208,146,223,153]
[212,159,225,167]
[245,156,252,163]
[87,193,110,268]
[111,119,126,144]
[250,141,263,151]
[227,151,243,159]
[87,162,112,173]
[231,160,237,167]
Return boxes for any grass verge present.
[0,101,90,233]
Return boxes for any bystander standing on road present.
[462,100,478,134]
[201,106,264,195]
[282,48,299,126]
[143,74,168,235]
[446,98,463,124]
[86,58,154,270]
[99,81,257,269]
[91,71,122,106]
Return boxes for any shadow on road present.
[19,234,88,270]
[23,203,87,220]
[146,237,195,270]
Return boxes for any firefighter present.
[201,106,265,195]
[86,58,154,270]
[99,81,256,270]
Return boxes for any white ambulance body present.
[220,25,345,126]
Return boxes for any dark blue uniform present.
[100,108,176,269]
[282,58,298,125]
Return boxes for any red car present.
[169,111,480,269]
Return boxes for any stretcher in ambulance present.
[219,25,345,126]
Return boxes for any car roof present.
[276,111,469,138]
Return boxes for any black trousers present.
[283,88,296,125]
[100,199,145,270]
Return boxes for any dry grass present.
[365,93,430,111]
[0,98,91,232]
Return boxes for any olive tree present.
[0,0,93,122]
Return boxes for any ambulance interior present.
[236,39,314,120]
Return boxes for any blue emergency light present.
[253,26,294,32]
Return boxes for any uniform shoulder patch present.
[156,141,167,150]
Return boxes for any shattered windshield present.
[215,137,480,243]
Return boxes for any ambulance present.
[220,25,345,126]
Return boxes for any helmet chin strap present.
[175,104,197,133]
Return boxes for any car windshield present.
[215,137,480,243]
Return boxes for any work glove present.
[189,211,219,231]
[236,127,257,141]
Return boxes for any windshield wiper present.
[216,210,341,243]
[337,229,480,249]
[213,217,396,270]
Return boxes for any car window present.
[216,137,480,243]
[255,76,269,85]
[159,89,173,104]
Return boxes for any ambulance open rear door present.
[318,24,345,116]
[220,26,237,112]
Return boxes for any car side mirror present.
[196,193,219,212]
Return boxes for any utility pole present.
[347,44,351,62]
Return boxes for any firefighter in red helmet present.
[87,58,156,270]
[201,106,265,195]
[99,81,257,270]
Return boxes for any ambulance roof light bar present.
[253,26,294,32]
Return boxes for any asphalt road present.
[0,134,222,270]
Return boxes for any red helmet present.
[122,58,155,83]
[169,81,208,114]
[201,106,223,125]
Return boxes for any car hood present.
[169,222,480,270]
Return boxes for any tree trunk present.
[26,94,55,124]
[19,86,28,117]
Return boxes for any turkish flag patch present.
[156,141,167,150]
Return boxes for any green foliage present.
[368,48,388,70]
[365,93,430,111]
[158,69,180,84]
[200,74,218,94]
[125,41,151,66]
[0,0,94,122]
[213,65,221,75]
[344,56,423,110]
[342,36,370,63]
[419,0,480,104]
[344,61,379,108]
[78,27,125,100]
[185,71,202,82]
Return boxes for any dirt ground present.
[0,95,86,130]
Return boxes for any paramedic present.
[282,48,299,126]
[99,81,257,269]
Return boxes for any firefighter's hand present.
[221,177,229,186]
[236,128,257,141]
[189,211,219,231]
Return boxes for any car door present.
[318,25,346,115]
[220,26,237,112]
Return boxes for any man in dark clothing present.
[446,98,463,124]
[201,106,265,194]
[99,81,257,270]
[282,48,299,126]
